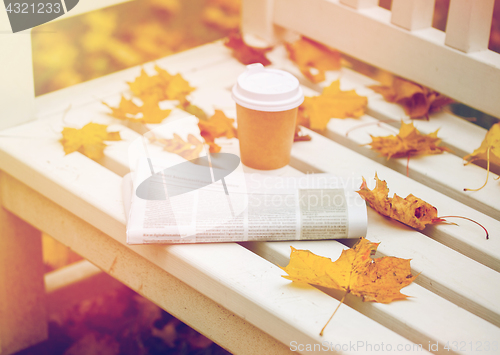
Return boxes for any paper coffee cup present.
[232,63,304,170]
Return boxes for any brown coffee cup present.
[232,64,304,170]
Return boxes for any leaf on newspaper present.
[198,110,237,153]
[152,133,204,160]
[60,122,121,160]
[366,121,450,159]
[463,122,500,191]
[280,237,416,335]
[357,174,439,230]
[224,32,272,66]
[286,36,342,83]
[299,81,367,131]
[369,77,453,119]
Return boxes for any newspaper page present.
[125,158,367,244]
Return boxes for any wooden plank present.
[0,178,47,355]
[0,173,424,354]
[246,240,500,355]
[391,0,435,31]
[321,114,500,221]
[289,130,500,325]
[445,0,495,53]
[270,0,500,118]
[266,43,489,158]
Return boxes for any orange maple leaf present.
[127,65,195,103]
[357,174,439,230]
[369,77,452,119]
[366,121,450,159]
[224,32,272,66]
[463,122,500,191]
[299,80,367,131]
[198,110,237,153]
[60,122,121,160]
[286,36,342,83]
[153,133,204,161]
[280,237,416,335]
[103,95,171,124]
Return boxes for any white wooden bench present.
[1,0,500,354]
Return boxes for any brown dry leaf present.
[280,237,416,335]
[463,122,500,191]
[224,32,272,66]
[357,174,439,230]
[369,77,453,119]
[156,133,204,161]
[366,121,450,159]
[198,110,237,153]
[60,122,121,160]
[299,80,367,131]
[286,36,342,83]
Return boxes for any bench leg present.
[0,206,47,355]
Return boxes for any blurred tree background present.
[32,0,240,96]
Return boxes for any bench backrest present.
[0,0,131,130]
[242,0,500,119]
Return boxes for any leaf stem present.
[434,216,489,240]
[320,290,349,336]
[464,147,491,192]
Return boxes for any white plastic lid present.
[232,63,304,112]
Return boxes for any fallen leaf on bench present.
[357,174,490,238]
[464,122,500,192]
[286,36,342,83]
[280,237,416,335]
[298,80,367,131]
[103,96,172,124]
[198,110,237,153]
[224,32,272,66]
[369,77,452,119]
[366,121,450,160]
[357,173,438,230]
[127,66,195,103]
[60,122,121,160]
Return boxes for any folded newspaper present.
[124,156,367,244]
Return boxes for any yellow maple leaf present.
[299,81,367,131]
[127,66,195,103]
[369,77,452,119]
[103,95,171,124]
[60,123,121,160]
[463,122,500,191]
[280,237,416,335]
[103,96,142,120]
[286,37,342,83]
[366,121,450,159]
[198,110,237,153]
